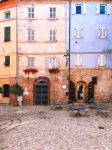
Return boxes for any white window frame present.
[74,28,83,39]
[49,57,57,68]
[28,29,34,41]
[5,11,10,19]
[100,4,106,14]
[28,57,34,67]
[75,54,83,66]
[50,7,56,19]
[49,29,56,42]
[76,4,82,14]
[98,54,106,67]
[28,7,34,19]
[99,28,107,39]
[96,4,111,15]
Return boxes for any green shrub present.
[10,84,24,96]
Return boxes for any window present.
[3,84,10,97]
[75,54,82,66]
[28,57,34,67]
[45,57,59,69]
[5,11,10,19]
[4,56,10,66]
[99,28,107,38]
[28,30,34,41]
[4,27,11,42]
[50,7,56,19]
[100,5,106,14]
[28,7,34,19]
[76,5,82,14]
[74,28,83,38]
[49,29,56,42]
[98,54,106,66]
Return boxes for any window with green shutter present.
[3,84,10,97]
[4,27,11,42]
[5,56,10,66]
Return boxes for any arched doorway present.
[88,82,94,103]
[34,78,50,105]
[76,81,87,103]
[69,81,76,103]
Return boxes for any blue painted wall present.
[67,2,112,68]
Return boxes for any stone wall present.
[70,68,112,102]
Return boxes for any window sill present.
[4,40,12,43]
[47,40,57,43]
[26,18,37,21]
[48,18,58,21]
[27,40,37,43]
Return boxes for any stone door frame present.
[33,76,50,105]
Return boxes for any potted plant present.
[10,84,24,106]
[23,68,38,74]
[0,87,3,100]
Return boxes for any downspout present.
[68,0,71,103]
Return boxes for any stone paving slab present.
[0,105,112,150]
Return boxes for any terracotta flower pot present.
[10,94,18,106]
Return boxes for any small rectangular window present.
[98,54,106,66]
[75,54,82,66]
[28,30,34,41]
[3,84,10,97]
[99,28,107,38]
[100,5,106,14]
[28,57,34,67]
[49,29,56,42]
[48,57,59,68]
[28,7,34,19]
[5,12,10,19]
[74,28,83,39]
[50,7,56,19]
[4,27,11,42]
[76,5,82,14]
[4,56,10,66]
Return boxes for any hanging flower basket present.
[49,68,60,73]
[23,68,38,74]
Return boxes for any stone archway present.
[76,81,87,103]
[34,77,50,105]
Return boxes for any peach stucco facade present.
[0,1,16,104]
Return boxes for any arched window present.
[3,84,10,97]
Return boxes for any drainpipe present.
[68,0,71,103]
[16,0,18,85]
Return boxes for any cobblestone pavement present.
[0,104,112,150]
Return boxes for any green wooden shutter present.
[5,56,10,66]
[4,27,10,42]
[3,84,10,97]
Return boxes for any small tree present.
[10,84,24,96]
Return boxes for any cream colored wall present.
[0,7,16,79]
[18,3,67,76]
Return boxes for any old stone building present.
[68,0,112,103]
[17,0,68,105]
[0,0,112,106]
